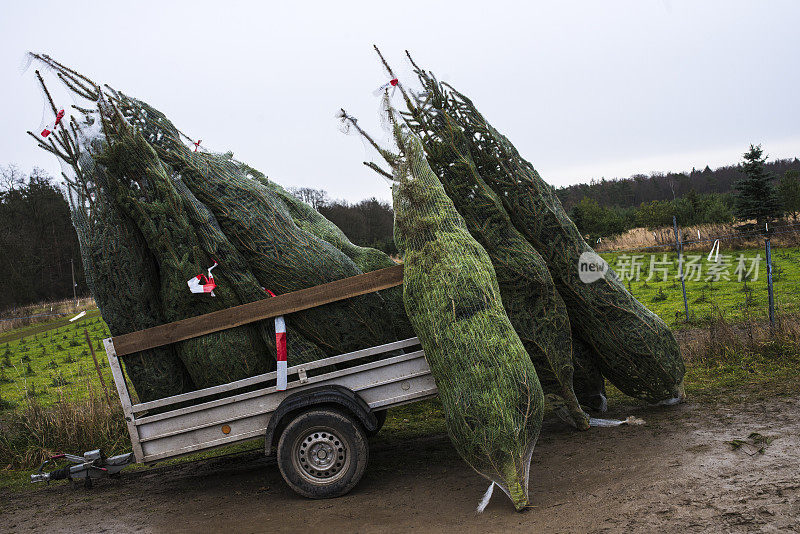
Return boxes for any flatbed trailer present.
[32,264,439,498]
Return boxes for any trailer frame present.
[106,335,436,464]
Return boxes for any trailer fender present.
[265,385,377,456]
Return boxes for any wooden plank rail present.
[112,264,404,357]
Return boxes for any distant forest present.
[556,158,800,210]
[555,157,800,241]
[300,156,800,249]
[288,187,396,254]
[0,166,86,310]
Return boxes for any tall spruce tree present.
[735,144,781,228]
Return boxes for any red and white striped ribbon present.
[264,289,287,390]
[187,261,218,296]
[41,109,65,137]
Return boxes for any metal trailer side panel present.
[105,337,437,464]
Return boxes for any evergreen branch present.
[363,161,394,181]
[34,70,58,116]
[372,45,417,114]
[32,53,98,93]
[26,131,60,156]
[57,72,97,101]
[337,108,399,166]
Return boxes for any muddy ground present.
[2,395,799,533]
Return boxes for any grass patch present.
[599,246,800,328]
[0,390,127,470]
[374,398,448,446]
[0,306,101,343]
[680,317,800,401]
[604,314,800,411]
[0,310,113,409]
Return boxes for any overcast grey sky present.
[1,1,798,202]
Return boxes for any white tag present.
[707,239,720,263]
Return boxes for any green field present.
[599,245,800,327]
[0,312,113,410]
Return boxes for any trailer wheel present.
[276,408,368,499]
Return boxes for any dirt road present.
[3,395,799,533]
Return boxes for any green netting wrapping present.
[389,76,589,429]
[250,173,414,341]
[172,176,327,367]
[97,115,272,389]
[161,148,401,357]
[403,58,685,403]
[371,104,543,510]
[71,184,195,402]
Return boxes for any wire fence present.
[597,218,800,329]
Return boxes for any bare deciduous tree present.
[287,187,329,210]
[0,164,25,192]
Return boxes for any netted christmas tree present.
[399,52,685,404]
[28,68,194,402]
[364,51,589,428]
[346,98,544,511]
[26,53,413,397]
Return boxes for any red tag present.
[40,109,65,138]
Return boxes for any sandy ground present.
[2,395,799,534]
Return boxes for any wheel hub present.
[294,429,348,483]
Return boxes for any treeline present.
[556,158,800,211]
[570,192,736,241]
[288,187,396,254]
[0,166,86,310]
[560,156,800,242]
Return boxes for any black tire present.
[276,408,368,499]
